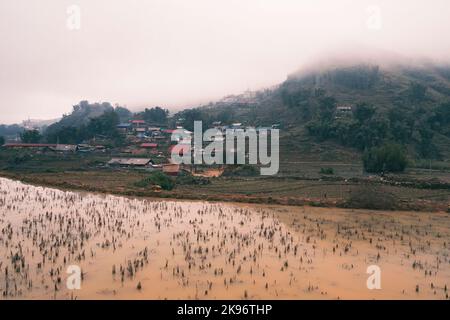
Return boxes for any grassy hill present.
[45,101,115,134]
[42,101,133,144]
[186,61,450,162]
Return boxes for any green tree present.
[353,114,389,150]
[114,106,132,122]
[305,95,337,140]
[0,136,4,146]
[354,103,375,123]
[86,110,120,138]
[408,82,427,102]
[138,107,169,124]
[20,130,42,143]
[413,127,438,158]
[430,102,450,136]
[318,96,337,122]
[177,108,205,131]
[363,143,407,173]
[215,110,234,124]
[0,124,23,137]
[46,126,81,144]
[45,110,121,144]
[134,172,174,190]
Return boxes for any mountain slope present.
[187,61,450,160]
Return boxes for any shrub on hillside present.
[222,165,259,177]
[134,171,174,190]
[345,185,398,210]
[176,175,211,186]
[8,152,32,165]
[20,130,42,143]
[363,143,407,173]
[319,167,334,175]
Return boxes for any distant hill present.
[0,124,23,140]
[181,60,450,160]
[22,118,60,130]
[285,61,450,105]
[46,101,114,133]
[43,101,133,144]
[200,61,450,122]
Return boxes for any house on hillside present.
[77,144,94,153]
[140,143,158,149]
[117,123,132,133]
[130,120,146,135]
[77,143,106,153]
[176,118,185,126]
[147,127,161,133]
[131,120,146,127]
[51,144,78,153]
[335,105,353,119]
[135,127,147,138]
[271,123,281,129]
[2,143,56,150]
[107,158,154,168]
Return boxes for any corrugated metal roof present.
[3,143,56,148]
[141,143,158,148]
[54,144,78,152]
[108,158,152,166]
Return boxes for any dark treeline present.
[20,130,42,143]
[278,77,450,172]
[135,106,169,125]
[281,84,450,159]
[45,110,121,144]
[0,124,23,139]
[42,102,169,145]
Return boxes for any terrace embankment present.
[0,168,449,212]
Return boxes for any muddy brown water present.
[0,177,448,300]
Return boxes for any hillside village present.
[1,115,281,178]
[0,63,449,212]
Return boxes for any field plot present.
[0,178,449,299]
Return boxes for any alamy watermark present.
[66,5,81,30]
[366,5,382,30]
[66,265,82,290]
[170,121,279,175]
[366,265,381,290]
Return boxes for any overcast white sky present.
[1,0,450,123]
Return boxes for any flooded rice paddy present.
[0,177,449,300]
